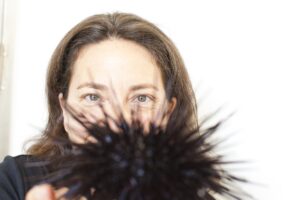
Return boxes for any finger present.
[69,121,98,143]
[64,103,104,126]
[65,104,106,131]
[54,187,68,199]
[25,184,55,200]
[65,100,122,137]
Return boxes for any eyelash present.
[82,93,102,104]
[81,93,156,106]
[132,94,155,104]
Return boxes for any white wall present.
[0,0,18,160]
[3,0,300,199]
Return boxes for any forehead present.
[71,39,163,86]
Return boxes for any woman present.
[0,12,198,199]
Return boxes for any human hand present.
[59,92,128,143]
[25,184,88,200]
[25,184,68,200]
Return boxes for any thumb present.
[25,184,55,200]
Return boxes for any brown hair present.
[27,12,198,157]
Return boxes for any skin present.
[26,39,176,199]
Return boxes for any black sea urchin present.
[38,94,249,200]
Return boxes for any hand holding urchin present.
[42,100,249,200]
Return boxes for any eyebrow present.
[77,82,108,90]
[129,84,158,92]
[77,82,158,91]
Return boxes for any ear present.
[58,93,69,133]
[167,97,177,115]
[159,97,177,129]
[58,93,66,115]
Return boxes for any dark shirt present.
[0,155,49,200]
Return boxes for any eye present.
[132,94,155,106]
[137,95,148,102]
[82,94,102,104]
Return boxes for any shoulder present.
[0,155,49,200]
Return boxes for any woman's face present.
[59,39,176,143]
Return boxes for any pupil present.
[138,95,146,102]
[90,95,98,101]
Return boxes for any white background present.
[1,0,300,199]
